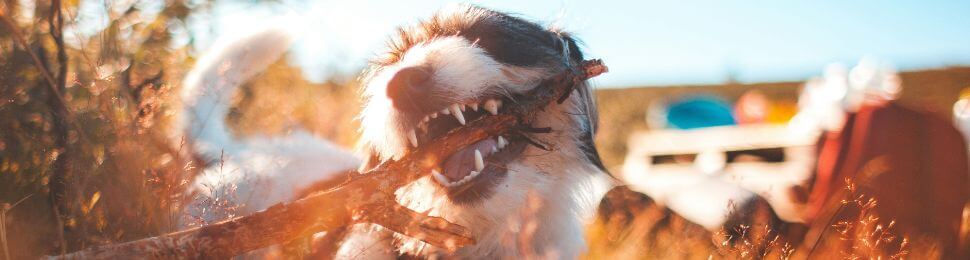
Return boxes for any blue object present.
[666,96,737,129]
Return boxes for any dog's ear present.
[555,32,597,133]
[555,32,615,177]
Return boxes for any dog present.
[179,4,611,259]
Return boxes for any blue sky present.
[195,0,970,87]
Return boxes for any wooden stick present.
[47,60,607,259]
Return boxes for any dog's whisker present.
[518,126,553,133]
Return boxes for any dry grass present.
[585,178,967,259]
[829,184,913,259]
[584,187,795,260]
[227,61,362,148]
[0,1,360,257]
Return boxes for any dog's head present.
[358,4,607,256]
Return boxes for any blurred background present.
[1,0,968,259]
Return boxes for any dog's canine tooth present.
[432,169,450,186]
[474,149,484,171]
[484,99,500,115]
[497,136,508,148]
[470,103,479,111]
[441,108,450,115]
[450,104,465,125]
[407,130,419,147]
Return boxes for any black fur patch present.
[579,126,608,173]
[375,5,566,68]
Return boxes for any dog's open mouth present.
[405,97,529,203]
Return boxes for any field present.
[2,1,969,259]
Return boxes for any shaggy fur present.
[352,5,611,259]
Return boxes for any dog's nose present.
[387,66,432,111]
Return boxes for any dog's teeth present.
[466,171,479,182]
[441,108,450,115]
[484,99,500,115]
[492,146,498,153]
[460,103,467,111]
[461,170,478,184]
[432,169,450,186]
[470,103,479,111]
[450,104,465,125]
[430,112,438,119]
[474,149,484,171]
[497,136,508,148]
[407,130,418,147]
[422,115,430,123]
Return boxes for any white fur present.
[178,28,360,227]
[355,35,612,258]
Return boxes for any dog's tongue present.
[441,138,497,182]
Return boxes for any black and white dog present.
[180,4,611,259]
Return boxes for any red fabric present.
[806,102,969,257]
[805,113,856,222]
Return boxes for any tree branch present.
[45,0,77,254]
[46,60,608,259]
